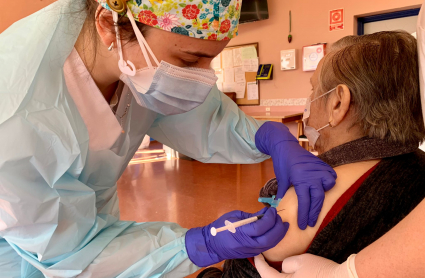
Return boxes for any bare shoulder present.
[262,159,380,262]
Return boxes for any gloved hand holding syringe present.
[211,209,285,236]
[187,207,288,267]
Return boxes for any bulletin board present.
[211,43,260,106]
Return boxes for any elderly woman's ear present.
[328,85,351,127]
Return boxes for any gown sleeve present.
[147,86,270,164]
[0,112,199,278]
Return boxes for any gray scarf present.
[259,137,418,200]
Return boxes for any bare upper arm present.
[262,160,381,262]
[262,188,318,261]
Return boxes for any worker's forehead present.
[147,27,229,58]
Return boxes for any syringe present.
[210,209,284,236]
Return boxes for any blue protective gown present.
[0,0,268,277]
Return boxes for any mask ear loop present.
[316,124,330,132]
[126,9,160,68]
[113,11,137,76]
[311,87,336,102]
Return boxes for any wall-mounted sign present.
[303,43,327,72]
[330,8,344,31]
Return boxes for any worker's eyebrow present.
[180,50,217,59]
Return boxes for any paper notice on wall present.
[235,82,246,98]
[222,50,234,69]
[241,46,258,60]
[211,53,222,69]
[234,67,245,83]
[303,45,325,71]
[215,69,224,83]
[247,81,259,100]
[242,58,259,72]
[223,82,236,92]
[224,68,235,83]
[252,58,259,71]
[233,48,243,67]
[217,82,224,92]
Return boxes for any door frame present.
[357,8,420,35]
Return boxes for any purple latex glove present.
[255,122,337,230]
[185,207,289,267]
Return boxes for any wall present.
[3,0,422,137]
[0,0,57,33]
[2,0,422,114]
[230,0,422,111]
[3,0,421,97]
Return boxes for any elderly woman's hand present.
[255,122,337,230]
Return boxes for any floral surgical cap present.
[96,0,242,41]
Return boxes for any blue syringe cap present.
[258,195,282,208]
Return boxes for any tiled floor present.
[117,142,276,277]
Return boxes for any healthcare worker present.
[253,1,425,277]
[0,0,337,277]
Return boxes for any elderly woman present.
[198,30,425,278]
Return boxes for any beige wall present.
[0,0,57,33]
[230,0,422,102]
[1,0,422,103]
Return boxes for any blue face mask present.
[120,61,218,116]
[114,9,218,116]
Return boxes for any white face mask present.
[302,87,336,148]
[112,10,218,116]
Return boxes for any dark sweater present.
[307,150,425,262]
